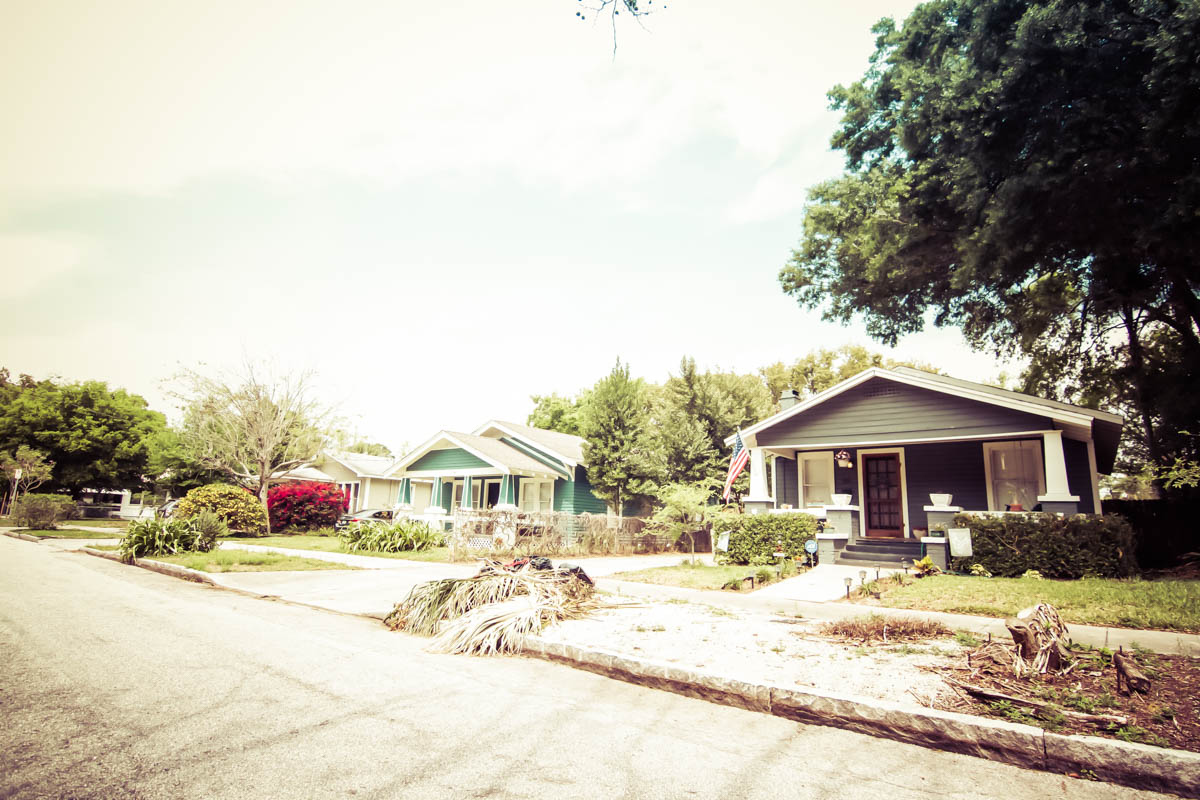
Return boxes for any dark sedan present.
[334,508,393,531]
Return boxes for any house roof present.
[729,366,1124,471]
[278,465,337,483]
[324,451,399,478]
[385,430,570,479]
[471,420,586,466]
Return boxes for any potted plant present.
[929,492,953,506]
[831,493,852,506]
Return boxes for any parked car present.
[334,508,393,531]
[156,498,181,518]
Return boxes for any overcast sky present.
[1,0,1016,454]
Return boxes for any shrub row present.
[268,482,346,532]
[340,518,444,553]
[716,512,818,565]
[120,510,226,562]
[949,512,1137,579]
[12,493,76,529]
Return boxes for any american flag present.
[722,430,750,501]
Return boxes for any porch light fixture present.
[843,576,853,598]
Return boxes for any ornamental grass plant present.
[339,518,443,553]
[119,513,225,562]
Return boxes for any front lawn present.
[26,529,124,539]
[854,574,1200,633]
[610,561,793,592]
[62,519,131,529]
[219,535,452,563]
[149,549,357,573]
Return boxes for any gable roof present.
[729,367,1123,471]
[471,420,586,466]
[324,451,399,478]
[384,430,570,480]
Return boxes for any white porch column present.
[1038,430,1080,512]
[743,447,774,514]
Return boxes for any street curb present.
[524,638,1200,798]
[3,531,42,542]
[81,547,216,585]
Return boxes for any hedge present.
[268,482,347,532]
[12,493,76,529]
[175,483,268,534]
[949,512,1137,578]
[718,512,818,565]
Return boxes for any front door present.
[863,454,903,538]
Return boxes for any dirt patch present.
[932,643,1200,753]
[537,600,962,708]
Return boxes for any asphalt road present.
[0,536,1171,800]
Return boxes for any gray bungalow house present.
[727,367,1122,556]
[383,420,607,520]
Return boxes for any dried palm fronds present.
[383,559,597,654]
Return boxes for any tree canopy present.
[0,370,164,495]
[780,0,1200,475]
[578,360,655,515]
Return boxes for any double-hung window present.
[798,452,834,508]
[519,480,553,512]
[983,440,1045,510]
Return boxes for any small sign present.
[948,527,973,557]
[716,531,730,552]
[804,539,819,554]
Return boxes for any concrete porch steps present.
[836,538,924,567]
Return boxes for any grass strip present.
[858,574,1200,633]
[148,549,357,573]
[610,562,784,592]
[220,535,452,562]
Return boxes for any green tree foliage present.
[526,392,587,436]
[0,445,54,499]
[779,0,1200,478]
[144,428,226,497]
[0,370,164,495]
[579,360,655,515]
[759,345,935,405]
[649,483,711,562]
[344,441,392,457]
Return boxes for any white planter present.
[831,494,852,506]
[930,493,953,506]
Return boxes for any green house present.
[384,420,607,517]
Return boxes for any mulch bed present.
[929,641,1200,753]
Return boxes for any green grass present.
[218,535,452,562]
[148,549,357,573]
[61,519,131,529]
[610,562,784,591]
[26,529,126,539]
[859,575,1200,632]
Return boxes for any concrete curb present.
[524,638,1200,798]
[81,547,216,585]
[3,531,41,542]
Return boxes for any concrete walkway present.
[33,534,1200,657]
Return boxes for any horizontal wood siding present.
[408,448,490,472]
[1064,438,1095,514]
[553,478,570,513]
[775,456,798,507]
[570,466,608,514]
[903,441,988,530]
[758,378,1053,447]
[834,452,858,499]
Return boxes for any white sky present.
[0,0,1017,453]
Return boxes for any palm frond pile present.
[384,559,596,655]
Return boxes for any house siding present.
[757,377,1053,447]
[1064,437,1095,514]
[902,441,989,531]
[408,448,490,472]
[550,467,607,515]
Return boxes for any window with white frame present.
[984,440,1045,511]
[452,480,485,510]
[519,480,553,512]
[798,452,834,507]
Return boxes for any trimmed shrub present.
[119,515,221,562]
[12,493,76,529]
[267,482,347,532]
[718,512,818,565]
[340,518,444,553]
[949,512,1137,579]
[174,483,267,534]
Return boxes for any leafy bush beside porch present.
[950,512,1137,579]
[718,512,818,565]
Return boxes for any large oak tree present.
[780,0,1200,475]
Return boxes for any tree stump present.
[1005,604,1073,675]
